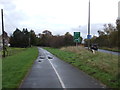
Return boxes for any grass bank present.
[2,47,38,88]
[44,46,119,88]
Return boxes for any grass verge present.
[2,47,38,88]
[44,46,119,88]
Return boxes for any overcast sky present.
[0,0,119,39]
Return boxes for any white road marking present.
[48,59,66,88]
[43,49,66,88]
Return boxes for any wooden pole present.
[29,33,31,47]
[1,9,5,57]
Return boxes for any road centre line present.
[43,49,66,88]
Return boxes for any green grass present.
[0,47,26,57]
[2,47,38,88]
[44,46,119,88]
[0,47,26,58]
[7,47,26,56]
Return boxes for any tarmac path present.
[20,47,105,88]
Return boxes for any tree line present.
[84,19,120,48]
[10,28,37,47]
[9,29,83,48]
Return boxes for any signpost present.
[87,35,91,39]
[74,32,81,46]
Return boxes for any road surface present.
[85,47,120,55]
[20,47,105,88]
[98,49,120,56]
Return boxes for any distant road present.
[85,47,120,55]
[98,49,120,55]
[20,47,105,88]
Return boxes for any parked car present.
[90,44,98,51]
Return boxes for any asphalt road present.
[20,47,105,88]
[98,49,120,56]
[85,47,120,55]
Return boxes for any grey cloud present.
[0,0,16,11]
[90,24,104,35]
[0,0,29,35]
[71,23,104,39]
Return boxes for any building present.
[0,31,10,48]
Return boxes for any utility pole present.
[1,9,5,57]
[88,0,91,50]
[118,1,120,18]
[29,33,31,47]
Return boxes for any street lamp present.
[87,0,91,50]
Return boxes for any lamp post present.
[88,0,91,50]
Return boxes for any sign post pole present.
[76,42,77,47]
[74,32,81,47]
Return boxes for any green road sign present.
[74,32,81,43]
